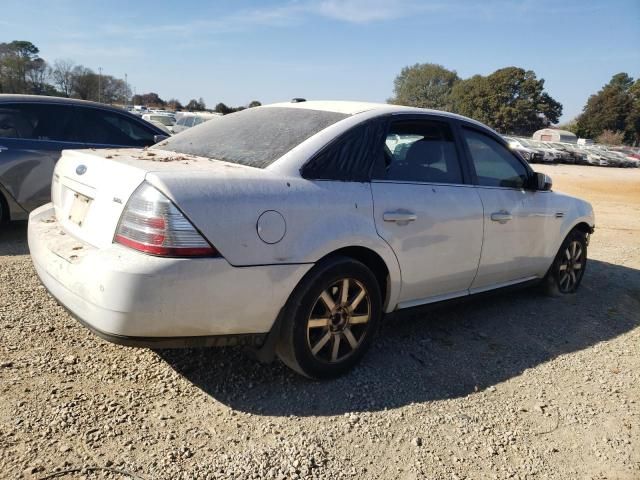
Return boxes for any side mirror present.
[533,172,552,191]
[153,134,169,143]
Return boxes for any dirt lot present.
[1,164,639,480]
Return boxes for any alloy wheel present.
[557,240,584,293]
[306,278,371,363]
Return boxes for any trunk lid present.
[52,148,234,248]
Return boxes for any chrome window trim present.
[0,136,86,145]
[371,179,473,188]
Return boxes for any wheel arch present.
[572,221,594,237]
[316,246,392,310]
[0,181,29,222]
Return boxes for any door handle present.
[0,145,7,152]
[490,210,512,223]
[383,211,417,224]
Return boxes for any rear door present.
[371,116,484,307]
[459,125,554,291]
[0,102,85,212]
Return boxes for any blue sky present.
[2,0,639,121]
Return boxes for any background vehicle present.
[172,112,222,133]
[29,101,595,378]
[503,136,543,163]
[142,113,176,134]
[0,95,167,222]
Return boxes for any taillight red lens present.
[114,183,219,258]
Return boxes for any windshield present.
[155,107,349,168]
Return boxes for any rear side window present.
[302,118,387,181]
[77,108,157,147]
[374,119,463,184]
[156,107,349,168]
[462,128,529,189]
[0,103,80,142]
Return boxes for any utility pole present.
[98,67,102,103]
[124,73,128,106]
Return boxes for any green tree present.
[576,73,635,143]
[186,98,206,111]
[248,100,262,108]
[70,65,98,100]
[388,63,459,110]
[26,57,49,95]
[214,102,232,114]
[166,98,183,110]
[132,92,165,108]
[0,40,43,94]
[626,79,640,146]
[450,67,562,135]
[51,59,75,97]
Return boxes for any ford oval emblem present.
[76,165,87,175]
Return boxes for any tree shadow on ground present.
[0,221,28,256]
[158,258,640,417]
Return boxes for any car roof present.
[264,100,494,131]
[0,94,128,114]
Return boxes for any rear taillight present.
[114,183,218,257]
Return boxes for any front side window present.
[0,103,80,142]
[78,108,156,147]
[374,119,463,184]
[462,128,529,189]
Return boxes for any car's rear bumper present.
[28,204,311,345]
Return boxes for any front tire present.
[544,229,588,295]
[276,256,382,379]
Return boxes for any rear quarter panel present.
[146,173,402,310]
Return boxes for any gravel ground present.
[1,164,639,480]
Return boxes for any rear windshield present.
[154,107,349,168]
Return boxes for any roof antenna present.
[291,98,306,103]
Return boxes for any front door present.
[371,117,484,307]
[459,126,554,291]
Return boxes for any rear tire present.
[543,229,588,296]
[276,256,382,379]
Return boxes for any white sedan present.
[28,101,595,378]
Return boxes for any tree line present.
[129,92,261,114]
[2,40,638,144]
[569,73,639,146]
[389,62,639,145]
[0,40,261,113]
[0,41,131,103]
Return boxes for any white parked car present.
[28,101,595,378]
[172,112,221,133]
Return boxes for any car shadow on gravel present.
[158,259,640,416]
[0,221,28,256]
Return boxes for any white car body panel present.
[371,181,484,303]
[472,188,557,288]
[29,204,311,337]
[28,101,595,343]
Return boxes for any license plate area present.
[68,192,92,227]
